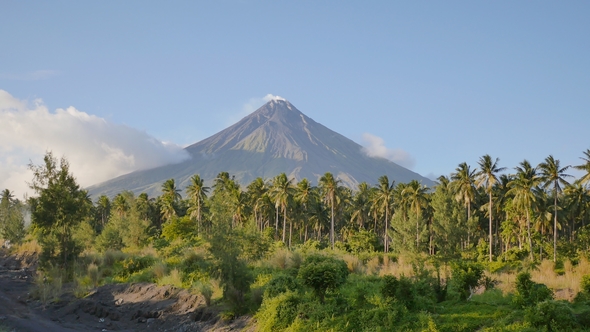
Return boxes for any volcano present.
[88,98,434,197]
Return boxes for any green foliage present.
[513,272,553,308]
[28,152,91,272]
[264,273,299,299]
[450,261,485,300]
[574,274,590,303]
[345,229,378,254]
[72,220,96,252]
[256,291,301,332]
[95,222,124,252]
[0,197,26,244]
[525,300,577,332]
[297,254,349,303]
[208,226,254,313]
[381,275,416,309]
[161,216,196,242]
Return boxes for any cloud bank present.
[361,133,416,169]
[0,90,190,198]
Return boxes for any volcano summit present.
[89,98,433,197]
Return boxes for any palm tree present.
[402,180,429,251]
[295,178,314,241]
[538,155,571,262]
[161,179,181,222]
[319,172,341,249]
[507,160,539,260]
[450,162,477,245]
[112,193,130,218]
[374,175,395,252]
[564,183,590,235]
[186,174,210,234]
[96,195,111,229]
[574,149,590,187]
[533,187,554,259]
[350,182,371,230]
[270,173,295,243]
[476,155,506,261]
[451,162,477,220]
[247,177,268,232]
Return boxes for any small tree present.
[297,254,348,303]
[28,152,91,271]
[513,272,553,308]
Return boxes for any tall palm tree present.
[186,174,210,234]
[402,180,429,251]
[319,172,341,249]
[538,155,571,262]
[507,160,539,260]
[374,175,395,252]
[161,179,181,222]
[533,187,554,259]
[574,149,590,187]
[247,177,268,232]
[564,183,590,235]
[450,162,477,245]
[350,182,371,230]
[270,173,295,243]
[295,178,314,241]
[112,193,130,218]
[476,155,506,261]
[451,162,477,221]
[96,195,111,229]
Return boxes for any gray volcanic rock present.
[88,98,434,198]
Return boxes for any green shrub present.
[264,273,299,299]
[256,291,301,332]
[581,274,590,294]
[525,300,576,332]
[298,254,349,303]
[575,274,590,303]
[381,275,419,310]
[513,272,553,308]
[451,261,485,300]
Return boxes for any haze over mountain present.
[88,98,434,198]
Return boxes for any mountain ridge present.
[88,99,434,198]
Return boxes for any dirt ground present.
[0,249,255,331]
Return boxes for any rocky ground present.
[0,249,254,332]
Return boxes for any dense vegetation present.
[2,150,590,331]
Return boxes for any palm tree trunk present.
[275,206,279,239]
[384,206,389,252]
[282,204,287,243]
[330,195,335,250]
[554,191,558,262]
[289,220,292,248]
[489,192,493,262]
[527,209,533,260]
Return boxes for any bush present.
[513,272,553,308]
[525,300,577,332]
[256,291,301,332]
[264,274,299,299]
[381,275,416,310]
[298,254,349,303]
[450,261,484,300]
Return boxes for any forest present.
[2,149,590,331]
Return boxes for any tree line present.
[2,150,590,269]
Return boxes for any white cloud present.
[0,70,60,81]
[361,133,416,169]
[0,90,190,198]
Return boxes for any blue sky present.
[1,1,589,197]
